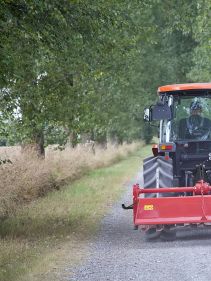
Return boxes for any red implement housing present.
[133,181,211,227]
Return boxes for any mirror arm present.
[149,122,159,128]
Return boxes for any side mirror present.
[144,103,172,122]
[151,103,172,121]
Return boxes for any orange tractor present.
[123,83,211,240]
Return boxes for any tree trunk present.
[68,131,78,148]
[21,130,45,158]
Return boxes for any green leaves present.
[0,0,207,147]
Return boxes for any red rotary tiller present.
[133,180,211,226]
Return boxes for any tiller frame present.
[131,180,211,228]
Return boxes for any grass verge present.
[0,143,140,218]
[0,145,151,281]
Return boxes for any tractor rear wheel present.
[143,156,173,197]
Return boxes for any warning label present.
[144,205,154,210]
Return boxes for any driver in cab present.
[178,101,211,140]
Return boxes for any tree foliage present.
[0,0,209,151]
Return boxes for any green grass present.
[0,145,151,281]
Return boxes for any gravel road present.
[69,172,211,281]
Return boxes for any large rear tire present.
[143,156,173,197]
[143,156,175,241]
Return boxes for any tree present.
[0,0,205,153]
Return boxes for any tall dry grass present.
[0,142,141,218]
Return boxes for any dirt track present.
[69,172,211,281]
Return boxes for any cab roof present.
[158,83,211,93]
